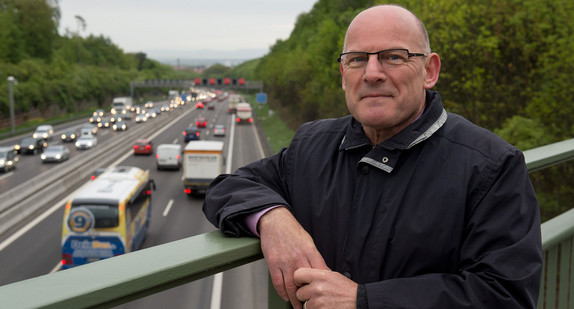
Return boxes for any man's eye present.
[382,53,406,62]
[349,56,367,63]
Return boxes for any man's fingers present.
[308,253,329,270]
[269,268,289,301]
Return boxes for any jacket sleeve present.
[364,151,543,308]
[203,148,293,237]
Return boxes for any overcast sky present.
[57,0,317,61]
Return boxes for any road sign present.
[256,92,267,104]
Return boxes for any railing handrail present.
[1,138,574,308]
[0,230,263,309]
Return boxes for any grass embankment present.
[248,96,295,153]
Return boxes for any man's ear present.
[340,63,346,91]
[424,53,441,89]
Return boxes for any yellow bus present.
[61,166,155,269]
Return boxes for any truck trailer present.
[235,102,253,123]
[183,140,224,196]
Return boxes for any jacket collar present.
[340,90,447,152]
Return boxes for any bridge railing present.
[2,138,574,308]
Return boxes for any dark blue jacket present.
[203,90,542,308]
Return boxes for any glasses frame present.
[337,48,427,68]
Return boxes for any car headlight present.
[33,133,38,138]
[75,142,80,147]
[56,154,61,159]
[41,154,46,160]
[0,160,5,165]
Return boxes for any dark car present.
[61,130,79,142]
[183,127,201,142]
[16,137,47,155]
[90,167,107,180]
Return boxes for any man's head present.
[340,5,440,143]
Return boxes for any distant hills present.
[144,48,267,67]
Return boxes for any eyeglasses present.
[338,49,426,69]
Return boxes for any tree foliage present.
[255,0,574,150]
[0,0,194,121]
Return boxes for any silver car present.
[75,135,98,150]
[0,147,18,172]
[213,124,226,137]
[41,145,70,163]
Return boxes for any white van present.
[156,144,182,170]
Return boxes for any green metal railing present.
[2,138,574,308]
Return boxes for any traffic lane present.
[0,106,174,192]
[114,170,219,309]
[115,99,236,309]
[0,202,65,286]
[221,260,269,309]
[113,121,221,309]
[0,107,195,285]
[219,113,270,309]
[0,124,116,193]
[232,122,265,170]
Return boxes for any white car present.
[75,135,98,150]
[33,125,54,140]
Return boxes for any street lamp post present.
[7,76,17,133]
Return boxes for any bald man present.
[204,5,542,309]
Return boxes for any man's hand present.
[294,268,358,309]
[258,207,329,309]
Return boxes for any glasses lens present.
[378,49,409,67]
[341,52,369,68]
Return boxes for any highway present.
[0,95,270,309]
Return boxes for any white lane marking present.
[0,193,69,253]
[210,273,223,309]
[209,115,237,309]
[163,199,174,217]
[251,123,266,159]
[0,171,15,181]
[50,261,62,273]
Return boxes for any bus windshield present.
[73,204,119,228]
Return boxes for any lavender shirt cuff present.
[244,205,285,237]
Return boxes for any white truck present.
[227,94,242,113]
[183,140,224,196]
[111,97,133,118]
[235,102,253,123]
